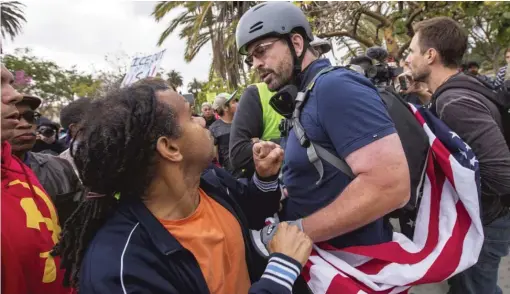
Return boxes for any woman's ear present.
[156,136,183,162]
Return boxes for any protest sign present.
[120,49,166,88]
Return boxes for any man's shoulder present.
[435,74,501,120]
[241,84,261,99]
[306,67,381,111]
[436,74,489,104]
[85,211,148,264]
[310,67,378,105]
[315,67,373,89]
[30,151,74,172]
[81,214,161,290]
[238,85,262,108]
[209,119,220,129]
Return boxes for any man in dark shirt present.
[210,92,238,176]
[236,2,410,249]
[406,17,510,294]
[229,83,283,179]
[201,102,216,129]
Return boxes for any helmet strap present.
[284,34,309,87]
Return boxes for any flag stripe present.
[431,136,457,190]
[336,152,444,265]
[300,103,483,293]
[410,201,472,285]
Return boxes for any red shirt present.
[1,142,68,294]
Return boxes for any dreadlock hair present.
[51,78,181,288]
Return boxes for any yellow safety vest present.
[254,83,284,141]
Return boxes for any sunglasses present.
[20,111,41,124]
[245,39,280,67]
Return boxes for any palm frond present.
[156,10,191,46]
[184,32,211,62]
[190,2,214,44]
[152,1,183,21]
[1,1,26,40]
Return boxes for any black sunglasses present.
[20,111,41,124]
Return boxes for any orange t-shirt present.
[160,189,251,294]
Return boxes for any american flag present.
[301,104,484,294]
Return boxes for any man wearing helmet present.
[237,2,410,249]
[229,36,330,181]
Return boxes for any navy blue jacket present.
[79,166,308,294]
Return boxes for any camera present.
[350,46,403,87]
[37,126,56,138]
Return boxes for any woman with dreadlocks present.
[53,78,312,294]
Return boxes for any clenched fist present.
[253,141,284,178]
[269,222,313,266]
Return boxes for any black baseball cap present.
[20,94,42,110]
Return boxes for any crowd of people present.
[1,2,509,294]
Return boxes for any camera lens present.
[38,127,56,138]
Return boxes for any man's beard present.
[260,58,293,91]
[412,67,431,83]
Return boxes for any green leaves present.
[3,48,103,117]
[309,1,508,63]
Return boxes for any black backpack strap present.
[291,66,356,184]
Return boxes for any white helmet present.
[310,36,331,55]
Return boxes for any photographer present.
[31,117,66,155]
[364,46,402,88]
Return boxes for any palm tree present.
[187,78,203,96]
[152,2,254,89]
[1,1,26,40]
[166,69,183,91]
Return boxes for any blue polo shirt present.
[281,59,396,248]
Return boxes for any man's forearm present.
[302,173,409,242]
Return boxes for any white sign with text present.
[120,49,166,88]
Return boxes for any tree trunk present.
[207,17,227,81]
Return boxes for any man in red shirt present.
[1,64,68,294]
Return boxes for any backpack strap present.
[291,66,356,184]
[312,142,354,178]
